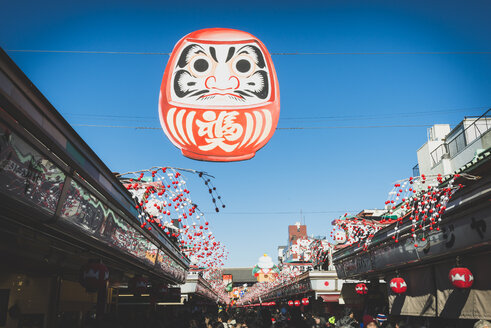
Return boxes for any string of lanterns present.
[239,238,335,305]
[383,174,474,248]
[330,215,387,250]
[239,174,479,306]
[239,263,312,305]
[329,173,479,297]
[331,173,478,251]
[115,166,228,297]
[354,263,474,298]
[288,236,333,269]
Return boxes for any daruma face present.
[172,42,271,106]
[159,28,280,161]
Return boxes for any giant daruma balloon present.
[159,28,280,161]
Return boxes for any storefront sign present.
[159,28,280,161]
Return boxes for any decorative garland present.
[116,167,228,295]
[331,173,479,250]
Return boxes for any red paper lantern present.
[355,283,368,295]
[79,260,109,292]
[129,276,149,296]
[449,267,474,289]
[390,277,407,294]
[287,300,294,307]
[301,298,309,305]
[159,28,281,162]
[294,300,301,307]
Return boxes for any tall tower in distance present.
[288,222,307,245]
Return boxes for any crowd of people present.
[192,307,490,328]
[79,305,491,328]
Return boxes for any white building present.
[416,113,491,177]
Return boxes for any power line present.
[278,125,433,129]
[6,49,491,56]
[6,50,172,55]
[62,106,487,122]
[64,106,490,120]
[71,123,433,130]
[72,124,160,130]
[201,210,358,215]
[279,107,488,121]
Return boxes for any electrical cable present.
[70,123,434,130]
[61,106,488,123]
[201,210,359,215]
[6,49,491,56]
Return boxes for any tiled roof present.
[221,267,256,283]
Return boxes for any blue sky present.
[2,0,491,267]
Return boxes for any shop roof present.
[222,267,256,283]
[333,146,491,264]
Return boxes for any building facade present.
[0,48,189,327]
[417,112,491,177]
[333,112,491,325]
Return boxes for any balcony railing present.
[412,164,420,177]
[430,143,448,166]
[429,109,491,166]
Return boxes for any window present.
[60,179,107,234]
[0,122,65,214]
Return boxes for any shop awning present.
[319,294,339,302]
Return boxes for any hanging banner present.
[159,28,280,162]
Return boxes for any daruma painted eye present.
[235,59,252,74]
[159,28,280,162]
[189,56,212,76]
[193,59,209,72]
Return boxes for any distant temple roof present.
[222,268,257,283]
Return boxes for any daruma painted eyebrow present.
[226,47,236,63]
[235,45,265,68]
[177,44,206,68]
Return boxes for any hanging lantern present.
[449,267,474,289]
[294,300,301,307]
[159,28,281,162]
[79,260,109,292]
[301,298,309,305]
[129,276,149,296]
[355,283,368,295]
[390,277,407,294]
[287,300,294,307]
